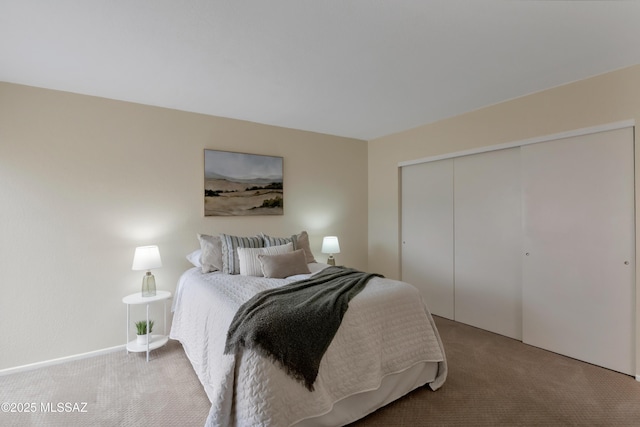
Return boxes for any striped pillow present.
[262,234,295,247]
[220,234,264,274]
[238,243,293,276]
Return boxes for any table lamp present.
[321,236,340,266]
[132,245,162,297]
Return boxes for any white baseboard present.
[0,344,126,376]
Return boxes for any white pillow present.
[238,242,293,276]
[186,249,202,268]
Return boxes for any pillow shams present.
[261,230,316,263]
[258,249,311,278]
[197,234,223,273]
[238,242,293,276]
[220,234,264,274]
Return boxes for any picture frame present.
[204,149,283,216]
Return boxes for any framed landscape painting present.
[204,149,283,216]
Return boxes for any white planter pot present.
[136,334,150,345]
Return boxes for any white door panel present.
[401,159,454,319]
[521,127,635,375]
[454,148,522,339]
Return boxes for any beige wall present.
[367,64,640,375]
[0,82,368,370]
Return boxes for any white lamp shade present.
[132,245,162,271]
[321,236,340,254]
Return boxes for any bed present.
[170,233,447,426]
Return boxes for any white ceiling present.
[1,1,639,140]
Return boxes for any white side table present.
[122,290,172,362]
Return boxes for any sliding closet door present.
[522,127,635,375]
[454,148,522,339]
[401,159,454,319]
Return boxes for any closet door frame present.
[399,121,635,169]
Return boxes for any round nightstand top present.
[122,290,172,305]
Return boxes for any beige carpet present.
[353,317,640,426]
[0,340,210,427]
[2,316,640,426]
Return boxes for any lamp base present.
[327,255,335,266]
[141,271,157,297]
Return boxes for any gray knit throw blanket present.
[224,266,383,391]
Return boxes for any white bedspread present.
[170,265,447,427]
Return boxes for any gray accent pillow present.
[261,230,317,263]
[258,249,311,279]
[220,233,264,274]
[197,234,223,273]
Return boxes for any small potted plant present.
[135,319,154,345]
